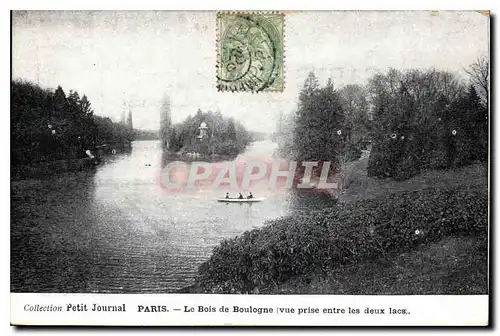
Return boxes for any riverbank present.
[11,157,97,180]
[11,142,134,180]
[188,162,488,294]
[162,151,239,162]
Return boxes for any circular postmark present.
[217,14,283,92]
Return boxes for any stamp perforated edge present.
[216,11,286,93]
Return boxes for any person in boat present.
[238,192,243,199]
[225,192,230,199]
[247,192,253,199]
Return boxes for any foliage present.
[275,74,371,175]
[92,115,134,145]
[338,84,371,155]
[134,129,160,141]
[464,55,489,107]
[343,143,362,163]
[294,74,345,167]
[277,58,488,182]
[11,80,133,166]
[195,186,487,293]
[273,111,296,158]
[159,94,172,149]
[367,68,488,180]
[167,109,252,156]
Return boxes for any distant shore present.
[162,150,241,163]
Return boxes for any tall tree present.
[127,109,133,129]
[160,94,172,149]
[224,119,237,142]
[79,95,93,115]
[67,90,82,119]
[294,74,345,167]
[120,102,128,124]
[168,127,180,152]
[338,84,370,154]
[464,56,489,107]
[53,85,67,118]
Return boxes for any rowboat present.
[217,197,264,203]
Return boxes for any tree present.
[168,127,181,152]
[127,109,133,129]
[120,102,127,124]
[168,109,251,156]
[11,80,133,165]
[160,94,172,149]
[294,74,345,168]
[67,90,83,123]
[367,68,486,180]
[447,85,488,165]
[464,56,489,107]
[224,119,237,142]
[338,84,370,159]
[301,71,320,98]
[80,95,93,115]
[53,85,67,118]
[274,111,296,158]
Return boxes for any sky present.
[12,11,489,132]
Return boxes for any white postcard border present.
[10,293,488,326]
[5,0,497,333]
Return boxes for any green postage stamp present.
[216,12,284,92]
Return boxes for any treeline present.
[161,102,252,157]
[11,80,133,166]
[134,129,159,141]
[367,68,487,180]
[276,76,371,164]
[276,56,488,181]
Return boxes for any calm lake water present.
[12,140,334,293]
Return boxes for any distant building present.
[198,122,208,139]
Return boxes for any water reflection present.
[12,140,339,293]
[11,170,98,292]
[12,140,292,293]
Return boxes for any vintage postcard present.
[10,10,489,326]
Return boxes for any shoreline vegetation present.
[11,80,134,178]
[11,80,255,180]
[186,61,489,294]
[159,96,253,160]
[183,163,487,294]
[11,157,96,180]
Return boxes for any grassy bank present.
[269,235,487,294]
[190,163,488,294]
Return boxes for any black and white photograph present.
[9,9,490,326]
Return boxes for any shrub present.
[367,143,391,178]
[393,152,421,181]
[195,187,488,293]
[428,148,448,170]
[210,141,242,156]
[344,144,362,162]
